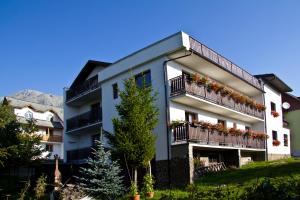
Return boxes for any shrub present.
[34,174,47,199]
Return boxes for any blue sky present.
[0,0,299,97]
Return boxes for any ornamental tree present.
[76,140,124,199]
[107,77,159,186]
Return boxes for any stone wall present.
[268,153,290,161]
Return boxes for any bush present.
[34,174,47,199]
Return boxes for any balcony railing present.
[170,75,264,119]
[66,75,100,102]
[66,109,102,132]
[172,124,265,149]
[189,37,262,90]
[41,135,63,143]
[67,147,92,162]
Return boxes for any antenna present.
[282,102,291,110]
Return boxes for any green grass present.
[145,158,300,199]
[197,157,300,186]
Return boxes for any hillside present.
[8,89,63,108]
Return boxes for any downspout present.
[163,50,193,188]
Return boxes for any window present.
[271,102,276,112]
[284,134,288,146]
[112,83,118,99]
[218,119,226,128]
[233,123,237,129]
[135,70,151,88]
[91,103,100,120]
[185,111,197,123]
[272,130,278,140]
[182,71,191,82]
[46,144,53,152]
[49,129,53,136]
[24,111,33,120]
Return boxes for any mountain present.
[9,89,63,108]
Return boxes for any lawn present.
[150,158,300,199]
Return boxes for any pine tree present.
[77,140,124,200]
[107,77,159,186]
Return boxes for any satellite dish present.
[282,102,291,110]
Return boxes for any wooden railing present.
[189,37,262,90]
[41,135,63,143]
[172,124,266,149]
[67,147,92,162]
[170,75,264,119]
[66,75,100,102]
[66,109,102,132]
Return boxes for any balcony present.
[41,135,63,143]
[66,75,101,106]
[170,76,264,123]
[67,147,92,163]
[66,109,102,135]
[189,37,262,91]
[172,124,265,149]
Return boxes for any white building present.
[63,32,291,186]
[4,97,64,159]
[255,74,292,160]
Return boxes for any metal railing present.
[189,37,263,90]
[172,124,265,149]
[170,75,264,119]
[66,109,102,132]
[67,147,92,161]
[66,75,100,102]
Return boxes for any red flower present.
[271,111,280,118]
[272,140,281,146]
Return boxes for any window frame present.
[112,83,118,99]
[283,134,288,147]
[272,130,278,141]
[135,70,151,88]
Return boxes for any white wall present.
[264,84,290,155]
[101,57,168,161]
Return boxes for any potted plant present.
[129,181,140,200]
[271,111,280,118]
[142,174,155,198]
[273,140,281,146]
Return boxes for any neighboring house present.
[3,96,64,159]
[63,32,292,186]
[282,92,300,157]
[255,74,292,161]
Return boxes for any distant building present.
[255,74,292,160]
[3,96,64,159]
[282,93,300,157]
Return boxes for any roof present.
[70,60,111,89]
[18,116,63,129]
[255,73,293,93]
[282,92,300,112]
[3,96,63,120]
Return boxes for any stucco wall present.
[101,57,168,161]
[264,84,290,156]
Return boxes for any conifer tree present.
[77,140,124,200]
[107,77,159,186]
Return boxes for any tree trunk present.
[134,167,138,186]
[149,161,152,177]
